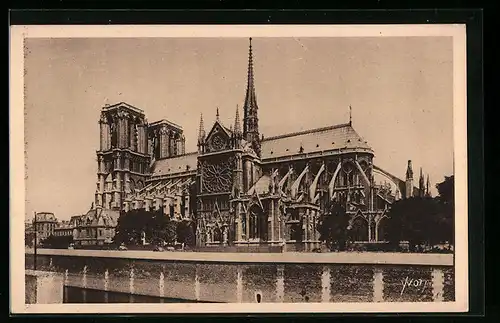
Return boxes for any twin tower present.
[94,38,261,211]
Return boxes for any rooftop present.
[261,123,373,160]
[151,152,198,177]
[149,119,183,131]
[101,102,145,116]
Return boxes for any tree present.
[25,231,35,247]
[434,176,454,244]
[436,175,454,205]
[176,220,196,247]
[318,201,351,251]
[385,196,443,251]
[41,235,73,249]
[114,209,150,245]
[149,209,176,246]
[114,208,177,246]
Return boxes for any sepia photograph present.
[10,24,468,314]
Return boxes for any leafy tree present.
[436,175,454,206]
[114,208,177,246]
[41,235,73,249]
[385,196,443,251]
[176,220,196,247]
[318,201,351,251]
[149,209,176,246]
[434,175,454,244]
[25,231,35,247]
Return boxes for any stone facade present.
[92,38,430,250]
[54,220,73,237]
[72,208,119,247]
[33,212,58,245]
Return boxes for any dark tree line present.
[114,208,196,247]
[40,235,74,249]
[385,175,454,251]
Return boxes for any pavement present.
[25,248,454,266]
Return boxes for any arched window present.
[110,123,117,148]
[213,227,222,243]
[350,216,369,242]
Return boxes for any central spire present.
[243,37,261,156]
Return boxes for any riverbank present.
[25,248,453,266]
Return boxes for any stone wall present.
[25,253,455,303]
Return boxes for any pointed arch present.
[376,216,389,242]
[350,212,369,242]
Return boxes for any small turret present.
[405,160,414,199]
[197,113,205,153]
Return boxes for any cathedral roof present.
[261,123,373,160]
[151,151,198,177]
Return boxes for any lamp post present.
[33,211,37,271]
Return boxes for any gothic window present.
[201,160,233,193]
[169,205,174,218]
[111,124,117,148]
[130,179,136,193]
[213,227,222,243]
[120,158,125,170]
[209,133,227,152]
[348,172,354,186]
[290,223,302,242]
[241,213,247,238]
[221,198,228,210]
[249,211,257,239]
[354,191,361,203]
[248,205,266,240]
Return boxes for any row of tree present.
[318,175,454,252]
[114,208,196,247]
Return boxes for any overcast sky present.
[24,37,453,220]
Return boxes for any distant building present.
[72,208,119,246]
[33,212,57,245]
[53,220,73,237]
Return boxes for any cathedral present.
[93,38,430,251]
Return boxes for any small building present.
[33,212,57,245]
[53,220,73,237]
[73,208,119,247]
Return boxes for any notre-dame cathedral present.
[93,38,430,251]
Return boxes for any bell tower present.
[95,102,150,210]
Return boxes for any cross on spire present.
[349,105,352,125]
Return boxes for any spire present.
[244,37,257,116]
[234,104,241,135]
[426,174,431,197]
[349,105,352,125]
[406,160,413,179]
[419,167,425,196]
[198,113,205,142]
[405,160,414,199]
[243,37,261,156]
[216,108,220,122]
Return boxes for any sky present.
[24,36,454,221]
